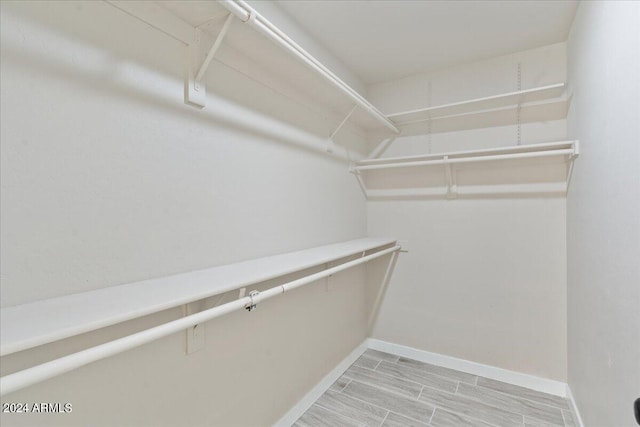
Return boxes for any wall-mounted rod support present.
[245,290,259,312]
[0,245,401,397]
[566,140,580,191]
[218,0,399,134]
[195,13,235,83]
[444,156,457,198]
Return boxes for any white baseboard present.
[565,384,585,427]
[273,340,369,427]
[367,338,568,397]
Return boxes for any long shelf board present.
[387,83,566,125]
[0,237,396,356]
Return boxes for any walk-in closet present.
[1,1,638,426]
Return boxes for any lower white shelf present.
[0,237,396,357]
[352,141,579,199]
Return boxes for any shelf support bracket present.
[349,163,369,198]
[185,13,234,108]
[368,250,400,334]
[367,136,396,160]
[566,140,580,192]
[444,156,457,199]
[327,105,358,153]
[183,301,206,355]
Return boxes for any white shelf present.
[353,141,579,199]
[0,237,396,356]
[388,83,565,123]
[108,1,398,135]
[386,83,567,134]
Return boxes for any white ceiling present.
[275,0,578,85]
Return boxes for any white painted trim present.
[566,385,585,427]
[273,340,368,427]
[367,338,568,397]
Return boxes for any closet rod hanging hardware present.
[245,290,260,312]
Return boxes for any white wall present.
[366,44,569,381]
[566,2,640,425]
[0,1,370,425]
[247,0,368,97]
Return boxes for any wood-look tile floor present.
[294,350,577,427]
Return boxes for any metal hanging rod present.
[218,0,400,135]
[354,141,579,172]
[0,245,401,396]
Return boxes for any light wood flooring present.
[294,350,576,427]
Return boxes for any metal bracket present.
[367,136,396,160]
[184,301,206,355]
[327,105,357,153]
[324,262,332,291]
[245,290,259,312]
[349,163,369,198]
[516,62,522,145]
[444,156,458,199]
[566,140,580,192]
[185,13,234,108]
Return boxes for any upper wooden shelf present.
[0,237,396,357]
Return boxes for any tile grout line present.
[349,364,442,398]
[309,402,365,426]
[450,385,566,427]
[473,382,569,412]
[365,355,560,422]
[342,380,435,426]
[428,404,501,427]
[351,352,561,427]
[371,360,466,392]
[428,407,436,425]
[395,358,478,386]
[339,379,353,393]
[337,381,406,423]
[377,410,390,427]
[419,383,531,426]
